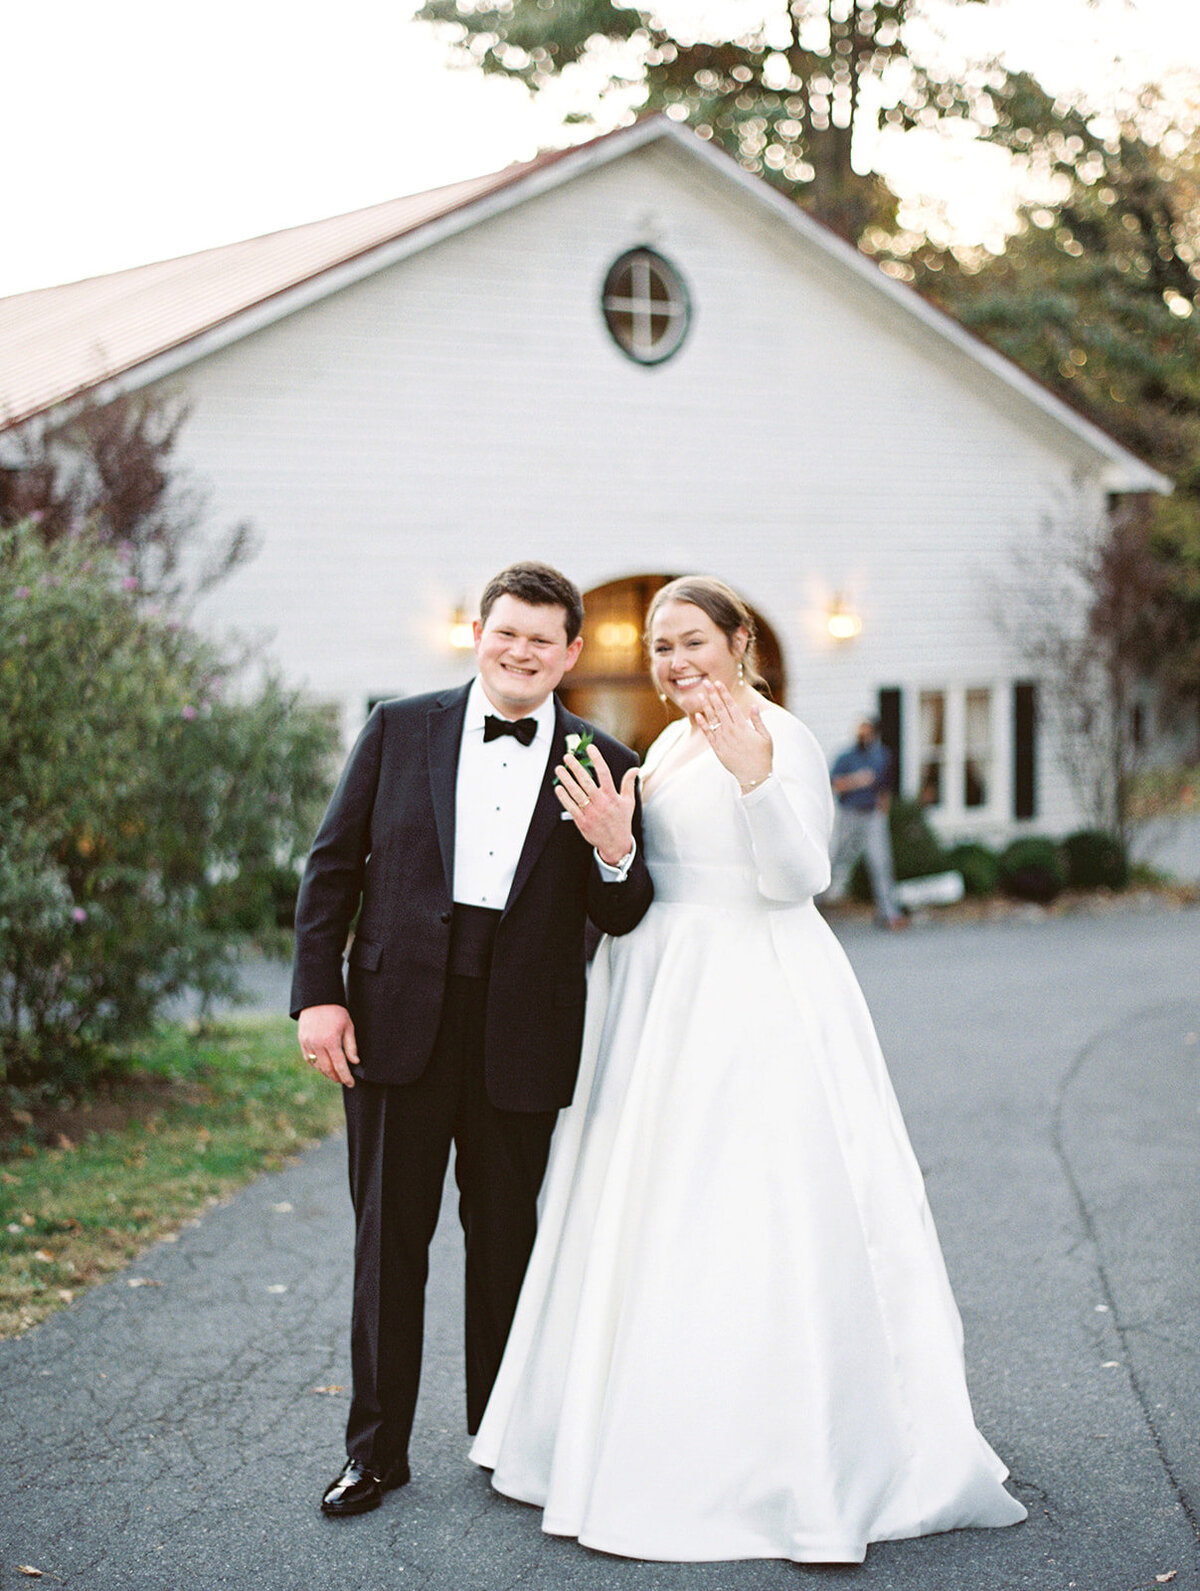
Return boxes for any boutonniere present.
[556,729,596,817]
[556,729,595,784]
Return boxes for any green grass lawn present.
[0,1017,344,1338]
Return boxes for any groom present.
[291,561,653,1516]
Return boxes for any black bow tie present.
[484,714,538,746]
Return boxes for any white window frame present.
[902,681,1011,829]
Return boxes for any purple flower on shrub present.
[72,907,87,924]
[121,575,139,592]
[15,586,31,599]
[181,704,198,720]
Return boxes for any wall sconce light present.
[448,605,475,651]
[826,597,863,642]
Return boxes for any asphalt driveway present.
[3,905,1198,1591]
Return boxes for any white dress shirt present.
[452,679,635,908]
[453,679,557,909]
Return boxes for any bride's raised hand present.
[693,681,773,794]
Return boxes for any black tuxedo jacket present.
[290,684,653,1111]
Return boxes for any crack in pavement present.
[1051,995,1200,1556]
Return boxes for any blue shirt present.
[830,742,892,812]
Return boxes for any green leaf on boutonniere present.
[555,728,596,786]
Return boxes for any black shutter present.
[877,687,902,796]
[1013,681,1037,820]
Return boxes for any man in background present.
[825,716,905,929]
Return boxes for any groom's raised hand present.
[555,744,638,868]
[297,1004,359,1087]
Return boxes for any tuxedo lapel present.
[503,699,581,914]
[427,685,470,895]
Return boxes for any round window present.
[601,248,691,365]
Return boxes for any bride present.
[470,576,1026,1564]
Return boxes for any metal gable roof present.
[0,148,576,435]
[0,116,1170,493]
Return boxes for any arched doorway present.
[560,575,786,758]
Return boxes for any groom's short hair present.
[479,563,585,643]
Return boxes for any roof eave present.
[3,119,671,435]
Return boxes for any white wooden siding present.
[164,138,1112,836]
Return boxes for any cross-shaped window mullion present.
[601,248,690,364]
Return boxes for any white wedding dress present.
[471,704,1026,1563]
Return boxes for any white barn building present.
[0,117,1169,841]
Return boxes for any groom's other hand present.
[297,1004,359,1087]
[555,745,638,867]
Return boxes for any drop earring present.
[737,659,745,686]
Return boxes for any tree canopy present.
[909,80,1200,722]
[417,0,989,241]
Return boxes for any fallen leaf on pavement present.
[312,1386,344,1395]
[17,1568,44,1578]
[1157,1575,1177,1584]
[126,1277,161,1288]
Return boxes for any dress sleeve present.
[735,712,835,903]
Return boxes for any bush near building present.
[0,522,339,1089]
[846,808,1131,908]
[997,838,1069,903]
[1062,829,1130,891]
[945,842,1001,898]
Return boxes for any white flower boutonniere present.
[556,729,597,817]
[562,729,596,776]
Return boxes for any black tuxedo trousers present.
[344,965,557,1470]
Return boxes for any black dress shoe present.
[320,1455,411,1516]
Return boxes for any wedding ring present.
[579,796,591,808]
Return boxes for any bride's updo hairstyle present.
[645,576,768,692]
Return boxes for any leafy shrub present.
[1063,829,1129,891]
[889,799,950,880]
[0,522,339,1086]
[997,837,1067,903]
[946,841,1000,897]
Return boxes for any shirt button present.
[440,910,452,924]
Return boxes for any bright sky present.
[4,0,1198,299]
